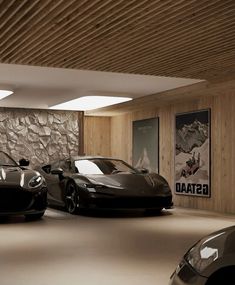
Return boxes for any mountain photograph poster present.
[132,117,159,173]
[175,109,211,197]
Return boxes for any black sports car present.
[169,226,235,285]
[39,156,173,214]
[0,151,47,220]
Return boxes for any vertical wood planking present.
[108,91,235,214]
[111,113,132,163]
[84,116,111,157]
[84,90,235,214]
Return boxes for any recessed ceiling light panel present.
[0,89,14,100]
[50,96,132,111]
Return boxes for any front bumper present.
[169,260,207,285]
[83,193,173,210]
[0,186,47,216]
[0,209,46,216]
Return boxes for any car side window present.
[71,161,79,173]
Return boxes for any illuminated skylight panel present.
[0,89,14,100]
[50,96,132,111]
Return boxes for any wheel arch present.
[60,177,76,203]
[65,178,77,188]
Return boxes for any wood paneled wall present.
[109,91,235,214]
[84,89,235,214]
[84,116,111,157]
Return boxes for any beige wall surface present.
[85,87,235,214]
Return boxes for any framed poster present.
[132,117,159,173]
[175,109,211,197]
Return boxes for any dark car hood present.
[199,225,235,256]
[0,166,40,188]
[77,173,170,196]
[187,225,235,277]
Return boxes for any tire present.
[25,212,45,221]
[65,181,79,214]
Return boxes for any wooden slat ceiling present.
[0,0,234,82]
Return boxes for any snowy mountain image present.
[135,147,152,172]
[176,119,209,155]
[175,111,210,197]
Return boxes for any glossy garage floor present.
[0,207,235,285]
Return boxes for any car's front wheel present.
[65,181,79,214]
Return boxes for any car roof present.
[45,156,124,167]
[70,156,121,161]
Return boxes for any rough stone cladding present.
[0,108,80,168]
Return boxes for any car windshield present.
[74,159,137,175]
[0,152,18,166]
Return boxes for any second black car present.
[39,156,173,214]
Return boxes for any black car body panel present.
[169,226,235,285]
[38,156,173,213]
[0,151,47,218]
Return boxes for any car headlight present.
[148,174,171,194]
[28,175,44,188]
[185,231,225,273]
[84,183,97,192]
[82,183,107,192]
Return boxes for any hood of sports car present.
[80,173,170,196]
[0,166,42,189]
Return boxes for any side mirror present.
[138,168,149,174]
[51,168,64,175]
[42,164,51,174]
[19,158,30,167]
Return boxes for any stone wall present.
[0,108,83,168]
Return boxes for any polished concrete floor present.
[0,207,235,285]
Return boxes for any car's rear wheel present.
[65,181,79,214]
